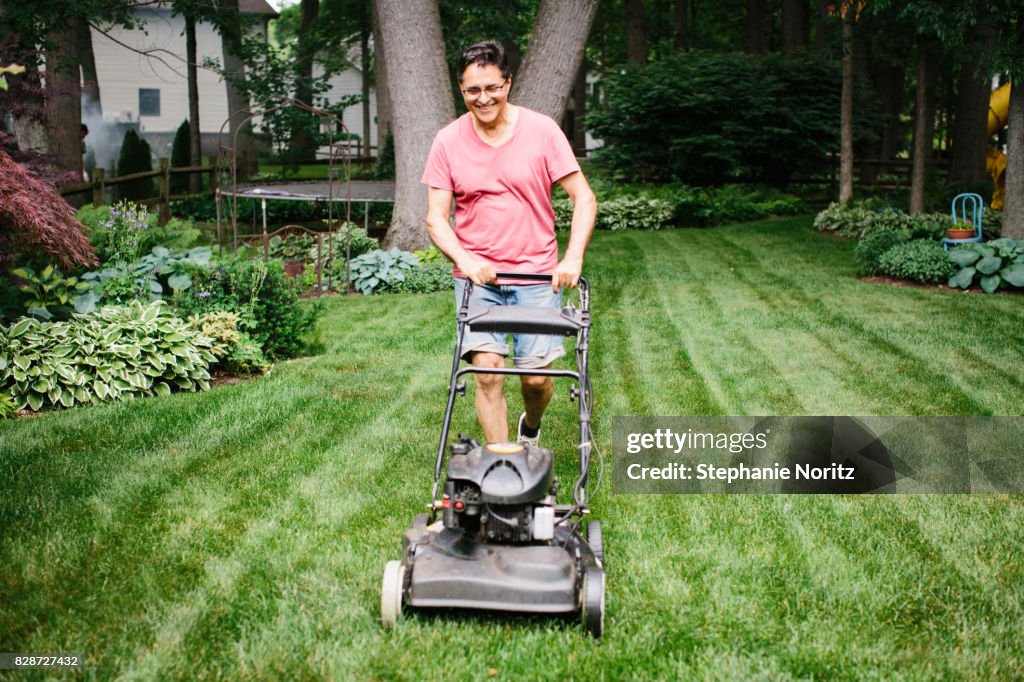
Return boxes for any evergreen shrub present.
[170,119,191,194]
[115,128,154,201]
[877,240,957,284]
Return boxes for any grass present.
[2,216,1024,680]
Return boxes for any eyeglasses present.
[461,78,508,98]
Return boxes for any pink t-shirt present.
[421,107,580,278]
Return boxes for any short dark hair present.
[457,40,510,83]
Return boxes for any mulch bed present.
[861,276,1022,295]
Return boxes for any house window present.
[139,89,160,117]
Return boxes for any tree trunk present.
[624,0,646,64]
[782,0,808,56]
[219,0,258,179]
[572,61,587,155]
[374,0,454,250]
[745,0,770,54]
[673,0,689,51]
[1003,81,1024,238]
[361,23,371,158]
[513,0,599,124]
[910,37,937,214]
[289,0,319,163]
[43,25,82,177]
[74,15,101,119]
[839,13,854,203]
[814,0,833,52]
[861,56,904,185]
[371,4,391,154]
[949,20,993,190]
[185,14,202,194]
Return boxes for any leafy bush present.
[0,391,17,419]
[554,195,674,231]
[948,239,1024,293]
[0,301,215,412]
[669,185,806,226]
[187,311,269,374]
[173,259,315,359]
[877,239,958,284]
[76,202,200,260]
[269,233,314,261]
[588,51,874,185]
[413,245,447,265]
[554,184,805,231]
[853,229,912,276]
[115,128,154,201]
[815,201,950,239]
[9,265,92,320]
[378,261,454,294]
[82,245,213,307]
[349,248,420,294]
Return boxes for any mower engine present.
[442,438,558,544]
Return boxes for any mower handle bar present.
[469,272,589,290]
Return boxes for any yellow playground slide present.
[987,83,1010,209]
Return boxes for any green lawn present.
[2,216,1023,680]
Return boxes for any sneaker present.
[517,412,541,448]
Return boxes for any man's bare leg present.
[520,365,554,432]
[470,351,508,442]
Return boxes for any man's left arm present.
[552,171,597,292]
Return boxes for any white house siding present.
[91,9,236,136]
[317,64,378,155]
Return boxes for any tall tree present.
[838,4,855,203]
[745,0,770,54]
[673,0,689,51]
[948,32,992,190]
[373,0,454,250]
[371,5,391,150]
[624,0,646,64]
[782,0,809,56]
[908,36,937,214]
[184,12,202,193]
[1005,82,1024,237]
[513,0,599,124]
[218,0,259,179]
[290,0,320,163]
[42,24,82,176]
[984,1,1024,237]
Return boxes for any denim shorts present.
[454,278,567,369]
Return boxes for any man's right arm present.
[425,187,495,285]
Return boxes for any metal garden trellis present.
[215,97,355,293]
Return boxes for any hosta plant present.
[10,264,92,320]
[948,239,1024,294]
[0,300,215,412]
[349,248,420,294]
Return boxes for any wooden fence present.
[58,156,220,224]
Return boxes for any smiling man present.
[422,40,597,447]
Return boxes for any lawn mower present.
[380,272,605,637]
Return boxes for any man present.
[422,40,597,447]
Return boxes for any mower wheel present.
[581,566,605,638]
[586,520,604,567]
[381,560,406,627]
